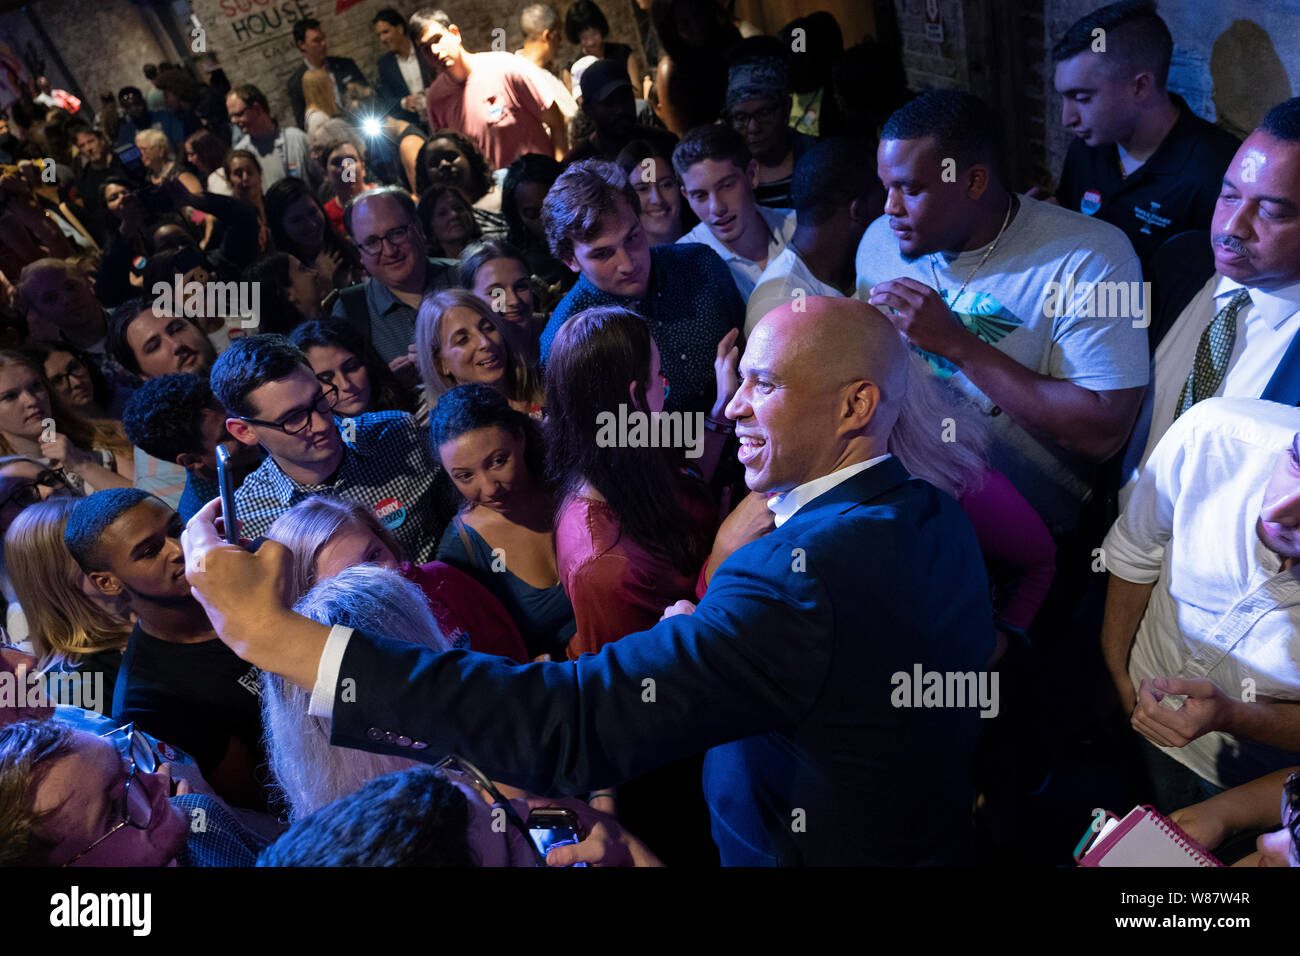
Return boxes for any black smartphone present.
[216,445,239,545]
[525,807,587,865]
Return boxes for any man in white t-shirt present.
[858,90,1148,534]
[746,138,883,334]
[1101,397,1300,809]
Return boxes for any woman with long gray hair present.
[261,564,449,820]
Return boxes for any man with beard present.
[1121,98,1300,496]
[65,489,269,810]
[858,89,1146,536]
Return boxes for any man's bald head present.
[752,296,910,432]
[730,297,911,492]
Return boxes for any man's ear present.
[965,163,992,201]
[88,570,123,597]
[225,418,259,447]
[175,451,204,475]
[562,253,581,275]
[842,379,880,432]
[746,158,759,189]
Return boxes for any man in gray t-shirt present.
[858,91,1148,534]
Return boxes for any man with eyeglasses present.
[332,186,458,383]
[0,720,271,866]
[723,55,816,210]
[674,123,796,301]
[65,489,270,811]
[225,83,320,191]
[213,334,454,561]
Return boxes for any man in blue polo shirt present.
[1051,1,1239,266]
[211,335,455,561]
[537,160,744,415]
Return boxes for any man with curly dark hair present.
[120,373,262,522]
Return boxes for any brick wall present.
[893,0,969,91]
[1042,0,1300,183]
[188,0,646,129]
[23,0,170,109]
[891,0,1300,189]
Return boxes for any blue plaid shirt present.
[233,411,455,563]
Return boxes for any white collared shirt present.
[1125,274,1300,492]
[1103,397,1300,788]
[767,454,892,528]
[396,47,425,96]
[678,205,796,301]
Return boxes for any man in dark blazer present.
[373,7,434,128]
[286,18,370,130]
[1120,97,1300,498]
[182,297,997,866]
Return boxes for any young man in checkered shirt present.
[211,335,455,560]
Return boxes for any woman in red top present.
[546,305,736,659]
[265,494,528,663]
[546,304,736,865]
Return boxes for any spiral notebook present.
[1076,805,1223,867]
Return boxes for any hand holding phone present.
[216,445,239,545]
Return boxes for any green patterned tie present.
[1174,289,1252,418]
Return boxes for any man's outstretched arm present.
[184,497,837,797]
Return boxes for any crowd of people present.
[0,0,1297,869]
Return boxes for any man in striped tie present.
[1121,97,1300,502]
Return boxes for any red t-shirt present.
[425,53,554,170]
[398,561,528,663]
[555,487,715,661]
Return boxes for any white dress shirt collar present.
[767,454,892,528]
[1215,274,1300,331]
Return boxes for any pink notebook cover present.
[1078,805,1224,867]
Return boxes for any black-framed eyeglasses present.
[0,467,70,510]
[725,103,782,130]
[356,223,413,256]
[48,358,89,392]
[62,724,155,867]
[433,754,547,867]
[238,385,338,435]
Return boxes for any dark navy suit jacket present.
[376,50,433,126]
[287,56,369,129]
[328,458,996,865]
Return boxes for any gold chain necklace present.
[929,196,1014,310]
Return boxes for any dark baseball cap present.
[579,59,631,103]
